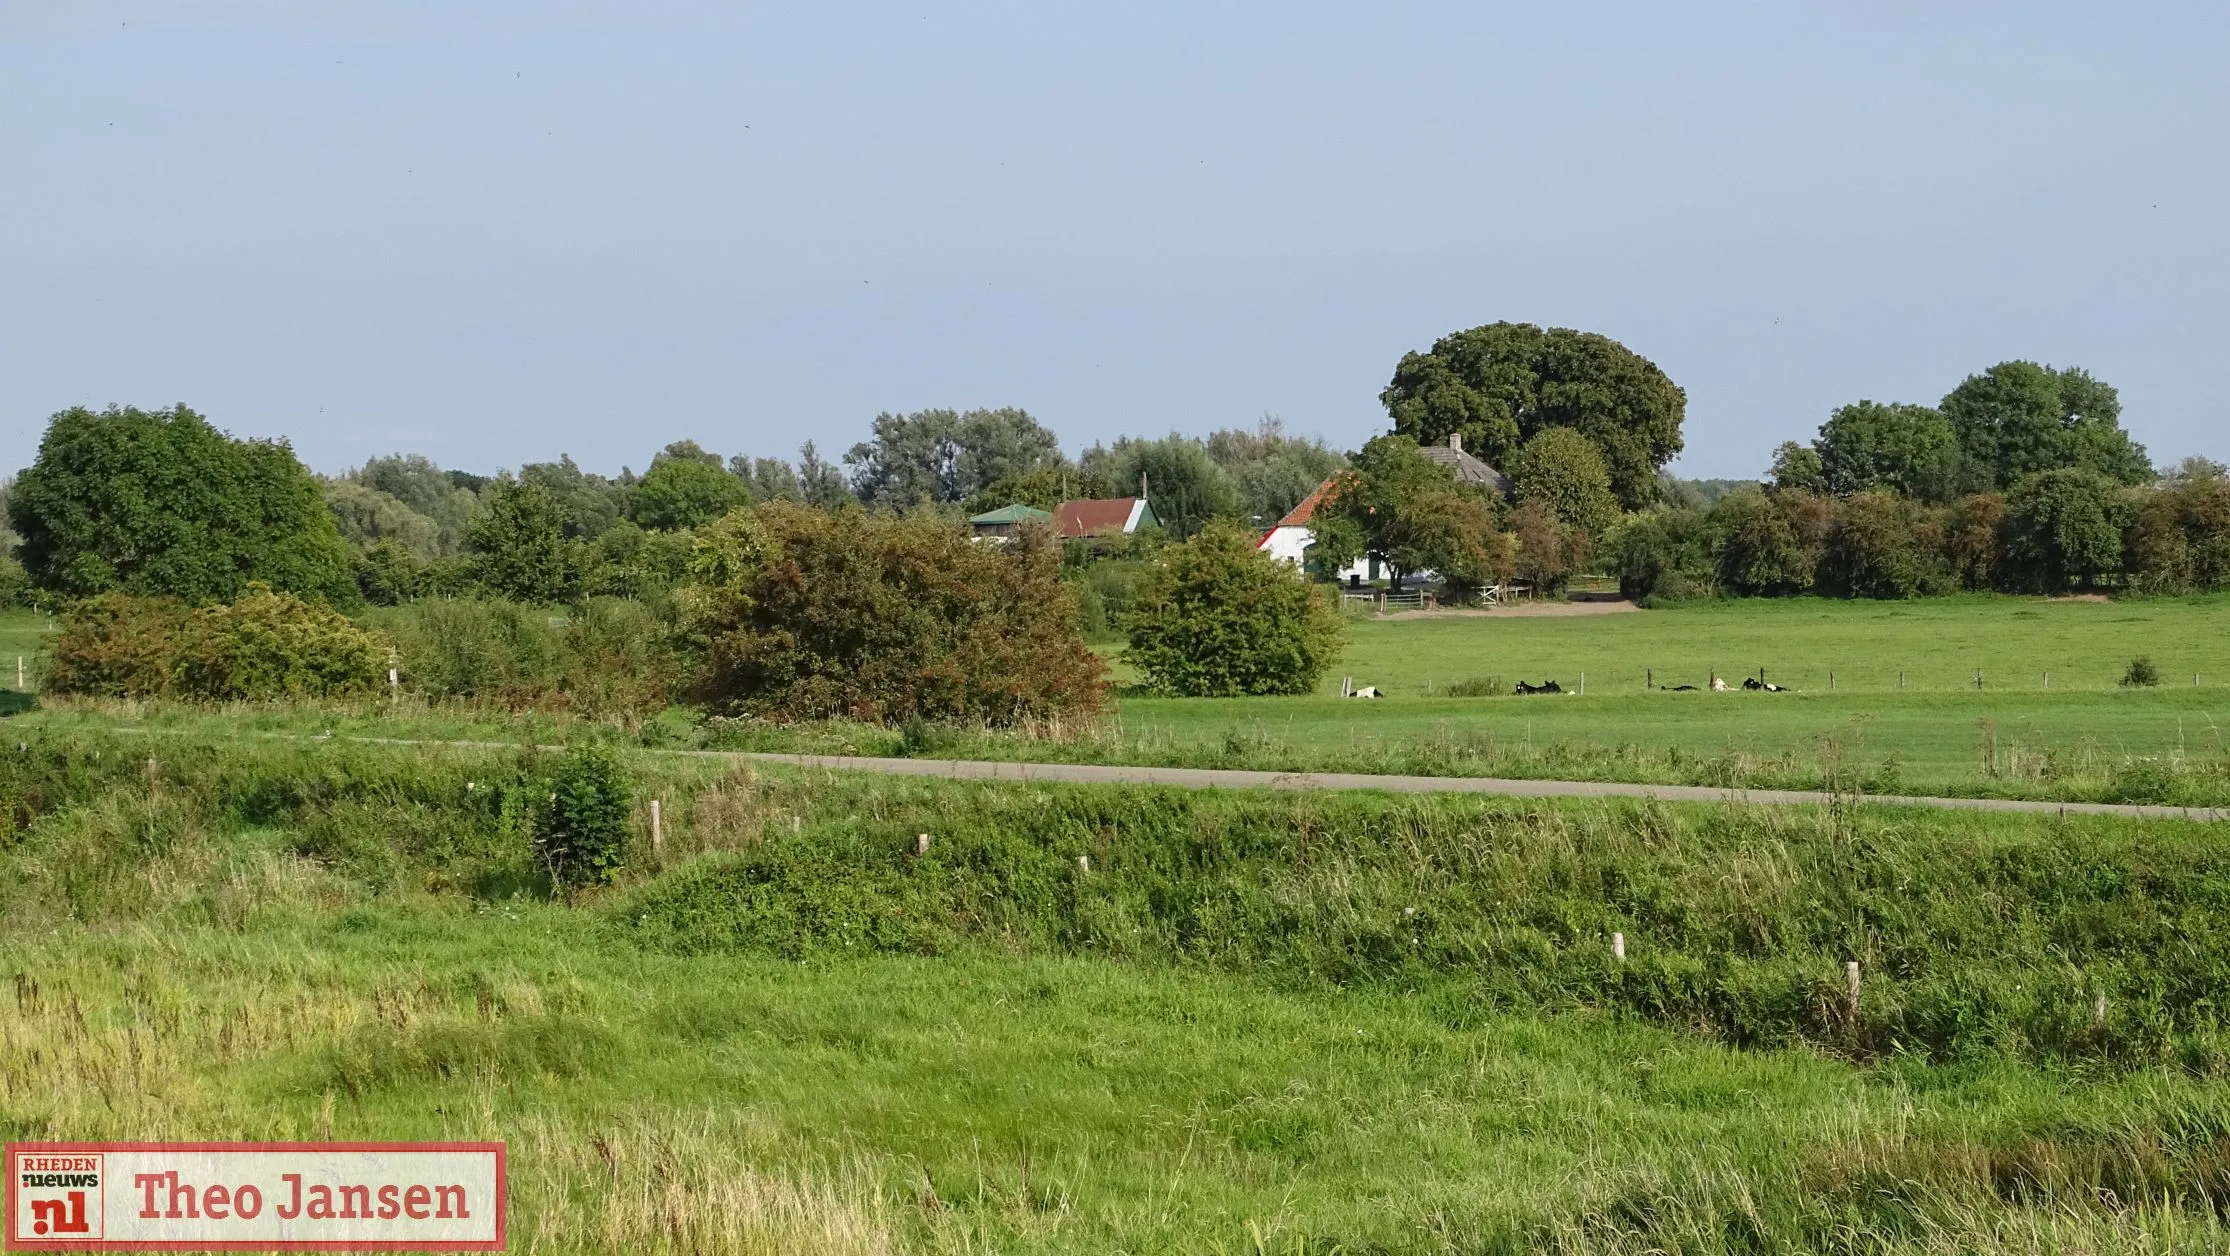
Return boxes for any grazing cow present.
[1349,685,1382,699]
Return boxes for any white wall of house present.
[1257,525,1371,583]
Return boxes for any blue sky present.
[3,1,2225,480]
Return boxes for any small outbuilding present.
[968,503,1054,539]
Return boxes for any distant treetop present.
[1379,321,1686,511]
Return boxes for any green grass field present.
[1093,596,2230,801]
[0,607,46,687]
[9,730,2230,1253]
[1327,595,2230,696]
[9,597,2230,803]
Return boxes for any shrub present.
[1613,510,1715,601]
[1068,558,1156,643]
[46,585,388,700]
[1446,676,1503,697]
[1507,499,1586,595]
[374,598,566,704]
[352,540,425,606]
[1941,493,2007,590]
[1711,489,1810,597]
[180,584,390,700]
[1819,491,1928,599]
[560,597,685,720]
[536,743,631,887]
[0,553,32,610]
[2001,468,2131,592]
[1125,521,1344,696]
[2123,657,2161,688]
[44,593,196,697]
[685,503,1108,724]
[2125,466,2230,594]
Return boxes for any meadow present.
[0,607,45,684]
[10,597,2230,805]
[1058,596,2230,802]
[8,729,2230,1253]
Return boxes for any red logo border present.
[6,1143,506,1252]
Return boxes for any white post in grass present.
[915,832,931,856]
[14,656,21,690]
[650,799,663,855]
[1579,672,1585,696]
[388,667,399,697]
[1611,932,1625,962]
[2092,991,2107,1031]
[2043,672,2049,691]
[1844,961,1862,1020]
[1076,855,1090,874]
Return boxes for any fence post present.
[1647,668,1653,690]
[1076,855,1090,874]
[14,656,21,690]
[1899,671,1906,690]
[1976,669,1984,690]
[1844,961,1862,1021]
[650,799,663,855]
[2043,671,2049,691]
[1579,671,1585,696]
[1611,932,1626,962]
[915,833,931,856]
[1829,670,1836,692]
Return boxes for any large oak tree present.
[11,405,355,605]
[1379,321,1685,510]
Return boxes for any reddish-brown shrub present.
[682,504,1108,725]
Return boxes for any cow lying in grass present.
[1742,677,1790,692]
[1514,680,1563,695]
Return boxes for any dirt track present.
[1375,599,1642,621]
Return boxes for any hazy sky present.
[4,1,2225,481]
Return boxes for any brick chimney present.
[1447,433,1462,452]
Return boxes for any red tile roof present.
[1273,479,1336,529]
[1056,498,1141,537]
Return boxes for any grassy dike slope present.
[7,731,2230,1252]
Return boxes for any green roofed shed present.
[968,503,1054,538]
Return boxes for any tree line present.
[4,315,2223,718]
[1620,362,2219,600]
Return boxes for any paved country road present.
[732,751,2230,823]
[95,727,2230,823]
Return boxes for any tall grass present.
[11,730,2230,1251]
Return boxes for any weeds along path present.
[95,725,2229,821]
